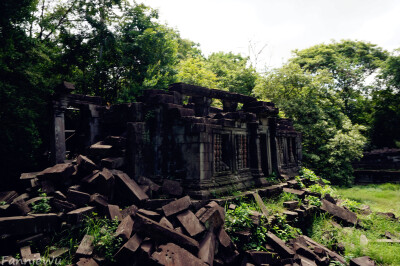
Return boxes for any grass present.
[335,183,400,217]
[308,183,400,265]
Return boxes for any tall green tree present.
[291,40,388,125]
[253,63,366,184]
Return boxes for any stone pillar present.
[88,104,100,145]
[51,98,68,164]
[127,122,146,179]
[268,117,280,176]
[247,122,264,178]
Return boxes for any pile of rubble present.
[0,138,379,266]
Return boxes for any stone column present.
[50,97,68,164]
[247,122,264,178]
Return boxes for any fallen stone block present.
[320,199,357,225]
[266,232,295,258]
[89,143,114,158]
[284,201,299,211]
[89,194,108,214]
[139,238,153,257]
[283,188,306,198]
[159,217,174,229]
[151,243,206,266]
[115,215,134,241]
[293,242,324,264]
[67,189,91,207]
[114,233,143,263]
[39,179,55,193]
[162,196,191,217]
[137,209,161,221]
[107,204,122,221]
[350,256,376,266]
[49,247,69,259]
[20,245,41,264]
[177,210,205,237]
[246,250,275,265]
[195,207,207,219]
[9,199,30,216]
[135,214,199,253]
[51,198,77,212]
[375,239,400,243]
[101,157,125,169]
[138,176,161,192]
[76,258,99,266]
[252,192,270,217]
[217,228,235,249]
[77,155,98,174]
[121,204,139,219]
[67,206,95,224]
[301,235,346,264]
[283,210,299,221]
[76,234,94,257]
[199,205,225,230]
[162,179,183,196]
[0,191,18,204]
[198,231,216,265]
[258,184,284,197]
[37,163,75,181]
[0,214,60,236]
[115,172,148,203]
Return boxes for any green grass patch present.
[335,183,400,217]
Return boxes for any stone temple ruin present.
[51,82,302,198]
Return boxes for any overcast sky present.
[142,0,400,70]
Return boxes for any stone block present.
[159,217,174,229]
[67,190,90,207]
[77,155,98,174]
[246,251,275,265]
[135,214,199,253]
[101,157,125,169]
[162,196,191,217]
[0,214,60,236]
[137,176,161,192]
[76,258,99,266]
[217,228,235,249]
[76,234,94,257]
[37,163,75,181]
[283,201,299,211]
[115,172,148,203]
[283,188,306,198]
[0,191,18,204]
[266,232,295,258]
[137,209,161,221]
[89,193,108,214]
[151,243,206,266]
[107,204,122,221]
[67,206,95,224]
[198,231,216,265]
[121,204,138,219]
[51,198,77,212]
[9,199,30,216]
[320,199,357,225]
[115,215,134,241]
[199,206,225,230]
[177,210,205,237]
[350,256,376,266]
[114,233,143,263]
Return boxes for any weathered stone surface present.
[76,258,99,266]
[320,199,357,225]
[52,198,77,212]
[49,247,69,259]
[283,210,298,221]
[198,231,216,265]
[77,155,98,173]
[115,172,148,202]
[162,180,183,196]
[114,233,143,262]
[162,196,191,217]
[67,206,95,223]
[9,199,30,216]
[177,210,205,237]
[115,215,134,241]
[76,234,94,257]
[246,251,275,265]
[301,235,346,264]
[252,192,270,217]
[199,206,225,230]
[135,214,199,253]
[283,188,306,197]
[266,232,295,258]
[121,204,138,219]
[0,214,60,236]
[195,207,207,219]
[218,228,234,249]
[67,189,90,206]
[0,191,18,204]
[101,157,125,169]
[350,256,376,266]
[159,217,174,229]
[37,163,75,181]
[138,176,161,192]
[140,239,153,257]
[89,193,108,213]
[293,242,323,264]
[107,204,122,221]
[137,209,161,221]
[283,201,299,211]
[20,245,41,263]
[151,243,206,266]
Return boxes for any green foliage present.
[32,193,51,213]
[271,214,302,242]
[308,184,336,198]
[0,201,6,206]
[340,199,361,212]
[176,56,218,88]
[305,195,321,207]
[253,63,366,184]
[83,214,122,261]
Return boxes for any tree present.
[290,40,388,125]
[207,52,259,95]
[176,57,218,88]
[253,63,366,184]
